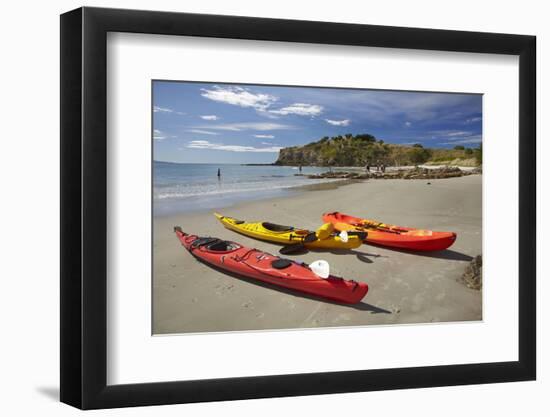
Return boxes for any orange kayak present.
[322,212,456,252]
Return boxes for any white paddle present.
[310,260,330,279]
[339,230,349,243]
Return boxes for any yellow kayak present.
[214,213,363,250]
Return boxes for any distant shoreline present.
[240,163,276,166]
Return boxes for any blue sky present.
[153,81,482,164]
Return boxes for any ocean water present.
[153,161,336,216]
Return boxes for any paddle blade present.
[339,230,349,243]
[279,244,307,255]
[315,223,335,240]
[310,260,330,278]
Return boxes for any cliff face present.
[274,134,481,167]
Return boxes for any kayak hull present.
[214,213,362,250]
[175,227,368,304]
[322,212,456,252]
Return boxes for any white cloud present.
[253,134,275,139]
[201,86,276,111]
[465,117,482,123]
[200,86,324,120]
[153,106,185,115]
[194,122,293,132]
[153,106,173,113]
[430,130,472,138]
[405,121,412,127]
[442,135,482,145]
[186,140,282,153]
[200,115,218,121]
[153,129,167,140]
[446,131,471,137]
[325,119,350,126]
[187,129,219,136]
[269,103,323,117]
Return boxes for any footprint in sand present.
[411,293,425,313]
[215,283,236,297]
[281,298,296,310]
[395,277,411,289]
[332,313,350,324]
[256,312,265,319]
[241,301,254,309]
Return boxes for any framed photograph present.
[60,7,536,409]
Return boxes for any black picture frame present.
[60,6,536,410]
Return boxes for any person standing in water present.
[299,165,302,173]
[217,168,221,179]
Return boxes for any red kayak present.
[174,227,368,304]
[322,212,456,252]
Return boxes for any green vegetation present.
[274,133,482,167]
[474,143,482,164]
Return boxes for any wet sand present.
[153,174,482,334]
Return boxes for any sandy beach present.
[153,174,482,334]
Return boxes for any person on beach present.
[217,168,221,179]
[299,165,302,173]
[366,163,370,173]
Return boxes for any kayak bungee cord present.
[233,248,345,283]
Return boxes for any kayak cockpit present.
[191,237,242,252]
[206,240,241,252]
[261,222,294,232]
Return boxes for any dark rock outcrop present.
[302,166,477,180]
[460,255,482,290]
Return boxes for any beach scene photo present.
[153,81,482,335]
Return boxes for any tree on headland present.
[355,134,376,143]
[409,146,432,164]
[454,145,465,150]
